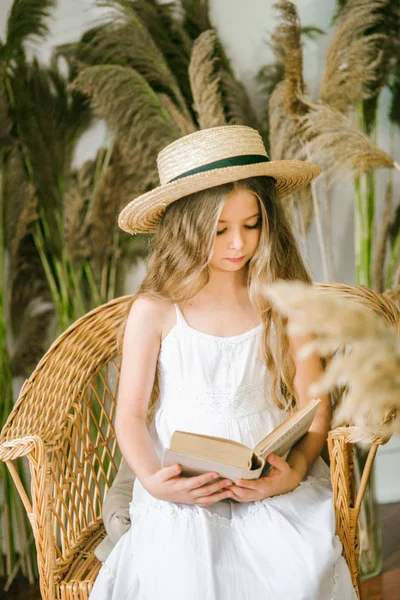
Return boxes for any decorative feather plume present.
[181,0,212,41]
[268,82,304,161]
[132,0,194,109]
[320,0,387,113]
[158,93,197,136]
[383,285,400,308]
[71,64,181,171]
[219,71,259,128]
[294,185,314,236]
[7,57,91,247]
[9,183,38,267]
[83,140,154,295]
[4,0,55,50]
[257,8,323,149]
[263,279,400,440]
[268,82,313,236]
[88,143,129,276]
[2,148,37,252]
[266,280,392,347]
[270,1,307,116]
[10,298,54,378]
[188,29,226,129]
[81,1,191,120]
[312,344,398,437]
[256,61,284,150]
[267,2,315,233]
[298,99,395,181]
[266,4,320,239]
[2,149,52,345]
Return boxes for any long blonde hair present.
[122,176,312,426]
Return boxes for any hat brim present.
[118,160,322,234]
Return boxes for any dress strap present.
[174,303,188,329]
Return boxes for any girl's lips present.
[226,256,245,263]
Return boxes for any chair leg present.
[328,433,361,599]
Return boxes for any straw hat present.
[118,125,321,234]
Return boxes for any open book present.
[162,398,320,480]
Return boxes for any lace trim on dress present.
[129,475,331,531]
[331,558,340,599]
[162,382,269,418]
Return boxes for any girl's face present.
[210,187,262,272]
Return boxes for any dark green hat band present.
[169,154,270,183]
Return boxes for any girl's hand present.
[228,454,303,503]
[142,464,234,507]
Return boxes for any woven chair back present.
[1,296,131,584]
[0,283,398,599]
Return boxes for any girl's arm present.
[115,296,164,483]
[228,332,331,503]
[285,332,332,481]
[114,297,235,507]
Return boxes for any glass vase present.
[353,443,383,580]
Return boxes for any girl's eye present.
[245,218,262,230]
[216,219,261,236]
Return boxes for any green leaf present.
[4,0,56,53]
[8,57,91,243]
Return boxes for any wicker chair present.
[0,283,398,600]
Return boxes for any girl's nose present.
[228,230,245,250]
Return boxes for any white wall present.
[1,0,399,502]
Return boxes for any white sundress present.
[90,303,357,600]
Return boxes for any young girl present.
[89,125,357,599]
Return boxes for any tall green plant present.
[0,0,57,586]
[265,0,400,582]
[62,0,261,302]
[323,0,400,293]
[332,0,400,579]
[0,2,259,584]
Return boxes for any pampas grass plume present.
[263,280,399,440]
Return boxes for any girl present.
[89,125,357,599]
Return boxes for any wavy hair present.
[121,176,312,426]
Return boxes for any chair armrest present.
[327,425,388,598]
[328,425,392,446]
[0,435,46,527]
[0,435,43,462]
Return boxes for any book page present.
[258,420,310,461]
[170,431,253,469]
[254,399,320,458]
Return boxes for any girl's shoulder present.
[127,295,175,343]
